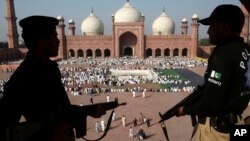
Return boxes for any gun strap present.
[81,110,114,141]
[160,122,170,141]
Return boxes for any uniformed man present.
[0,15,105,141]
[175,5,250,141]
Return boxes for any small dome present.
[152,10,175,35]
[192,14,199,19]
[114,1,142,22]
[182,18,187,22]
[81,11,104,35]
[57,15,64,20]
[68,19,74,24]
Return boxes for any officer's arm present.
[184,50,232,116]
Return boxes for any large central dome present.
[114,1,142,22]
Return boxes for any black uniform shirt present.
[0,53,71,140]
[185,37,250,117]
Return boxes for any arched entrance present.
[86,49,93,58]
[173,48,179,57]
[164,48,170,57]
[146,48,152,58]
[77,49,84,57]
[124,47,133,56]
[119,32,137,57]
[104,49,110,57]
[182,48,188,57]
[95,49,102,58]
[68,49,75,58]
[155,48,161,57]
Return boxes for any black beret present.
[19,15,59,34]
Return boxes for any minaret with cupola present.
[57,15,67,60]
[191,14,199,58]
[68,19,75,36]
[181,18,188,35]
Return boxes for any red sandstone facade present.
[56,12,200,60]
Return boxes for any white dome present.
[114,1,142,22]
[152,10,175,35]
[182,18,187,22]
[192,13,199,19]
[81,12,104,35]
[68,19,74,24]
[57,15,64,20]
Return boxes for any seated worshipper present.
[0,15,106,141]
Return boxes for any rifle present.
[159,85,203,123]
[158,86,203,141]
[6,97,126,141]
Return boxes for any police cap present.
[19,15,59,35]
[198,4,244,26]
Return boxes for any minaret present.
[181,18,188,34]
[57,15,67,60]
[191,14,199,59]
[6,0,19,48]
[68,19,75,36]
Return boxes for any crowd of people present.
[58,57,206,95]
[0,57,206,97]
[59,57,207,69]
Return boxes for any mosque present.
[55,0,249,60]
[57,0,199,60]
[1,0,249,62]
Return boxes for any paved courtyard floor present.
[69,92,250,141]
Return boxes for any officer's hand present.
[173,106,186,117]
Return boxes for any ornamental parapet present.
[66,35,113,39]
[146,34,191,39]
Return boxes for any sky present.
[0,0,242,42]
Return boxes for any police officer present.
[175,4,250,141]
[0,15,105,141]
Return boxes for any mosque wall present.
[66,36,113,58]
[145,35,192,57]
